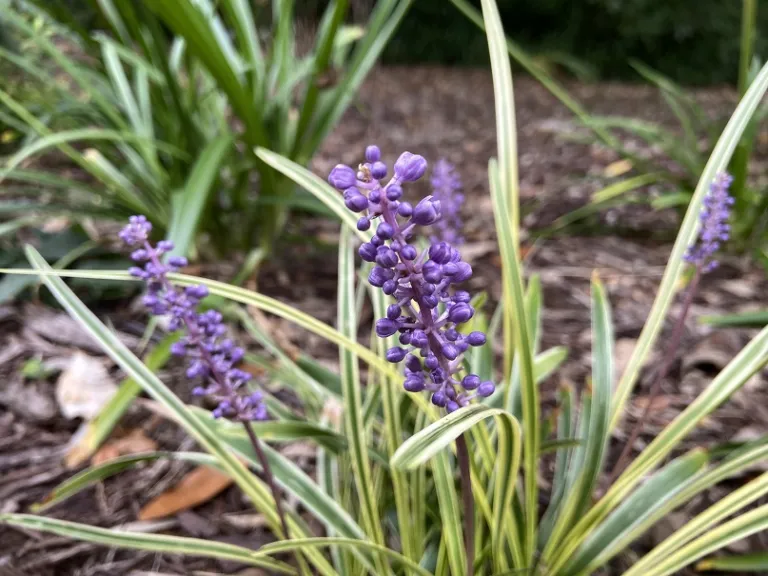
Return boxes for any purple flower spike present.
[119,217,267,422]
[430,159,465,245]
[684,172,734,272]
[329,145,494,412]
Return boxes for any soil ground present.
[1,67,767,575]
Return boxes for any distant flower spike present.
[430,159,465,245]
[684,172,734,272]
[329,146,494,412]
[120,216,266,422]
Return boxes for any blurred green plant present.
[700,309,768,328]
[0,0,411,258]
[2,1,768,574]
[453,0,768,261]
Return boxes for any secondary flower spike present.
[684,172,734,272]
[329,146,495,412]
[120,216,266,421]
[430,159,465,245]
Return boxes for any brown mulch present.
[2,67,768,574]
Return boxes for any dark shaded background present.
[16,0,766,84]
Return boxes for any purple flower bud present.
[422,294,439,308]
[383,280,397,295]
[398,202,413,217]
[344,190,370,212]
[168,256,188,268]
[376,318,400,337]
[404,377,425,392]
[120,215,153,246]
[441,343,459,360]
[477,381,495,397]
[128,266,148,279]
[405,354,422,372]
[371,235,383,247]
[371,161,388,180]
[445,328,459,341]
[187,361,207,379]
[357,217,371,231]
[131,249,149,261]
[386,184,403,200]
[429,242,452,264]
[462,374,480,390]
[453,291,471,303]
[448,303,474,324]
[422,261,443,283]
[394,152,427,182]
[186,285,209,299]
[329,164,357,190]
[400,245,417,260]
[411,198,440,225]
[425,354,439,370]
[442,264,457,278]
[376,222,394,239]
[359,242,377,262]
[386,347,408,363]
[452,262,473,283]
[170,341,187,356]
[446,401,460,413]
[376,247,399,268]
[365,145,381,162]
[387,304,401,320]
[467,331,486,346]
[157,240,174,252]
[431,391,447,407]
[369,189,381,203]
[368,266,393,287]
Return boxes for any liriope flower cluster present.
[120,216,266,421]
[329,146,494,412]
[430,159,465,245]
[684,171,734,272]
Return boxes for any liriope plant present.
[2,0,768,574]
[1,0,412,255]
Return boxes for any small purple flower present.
[328,146,494,411]
[120,217,267,422]
[429,159,465,245]
[684,172,734,272]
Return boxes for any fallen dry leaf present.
[138,466,233,521]
[41,216,70,234]
[682,330,742,374]
[0,378,57,423]
[632,395,675,412]
[613,338,637,389]
[603,158,633,178]
[91,429,158,466]
[55,352,117,420]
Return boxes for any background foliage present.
[388,0,759,84]
[18,0,762,83]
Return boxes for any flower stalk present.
[610,172,733,481]
[119,215,296,564]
